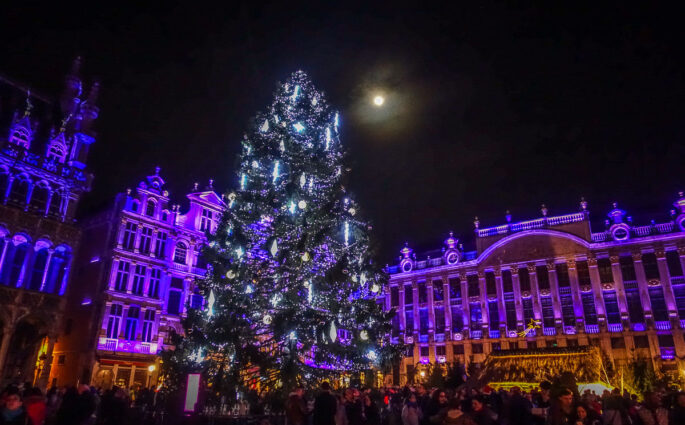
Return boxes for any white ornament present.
[298,200,307,210]
[308,177,313,192]
[360,330,369,340]
[270,240,279,257]
[245,285,253,294]
[329,322,337,342]
[371,284,380,293]
[280,121,286,127]
[235,247,244,258]
[311,97,318,106]
[207,290,216,317]
[300,173,306,188]
[252,160,259,169]
[360,273,367,285]
[344,221,350,246]
[271,293,282,307]
[307,283,313,303]
[272,161,280,183]
[366,349,377,361]
[260,119,269,132]
[240,174,246,190]
[291,84,300,102]
[348,208,356,216]
[289,202,296,214]
[280,140,285,152]
[226,270,236,279]
[263,314,273,325]
[289,331,297,340]
[293,122,305,132]
[301,252,310,262]
[303,280,310,288]
[191,348,204,363]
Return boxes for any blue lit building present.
[383,196,685,385]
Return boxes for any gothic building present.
[56,169,225,389]
[383,196,685,385]
[0,58,99,388]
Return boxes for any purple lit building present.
[383,196,685,385]
[67,170,224,389]
[0,58,98,388]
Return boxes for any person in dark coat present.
[344,389,364,424]
[470,396,498,425]
[313,382,338,425]
[286,387,308,425]
[505,387,533,425]
[0,393,31,425]
[364,394,381,425]
[670,392,685,425]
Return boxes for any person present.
[603,388,629,425]
[415,385,432,425]
[22,388,45,425]
[573,403,600,425]
[670,392,685,425]
[0,393,30,425]
[344,388,364,425]
[546,388,573,425]
[402,393,421,425]
[506,386,533,425]
[286,386,308,425]
[425,390,449,424]
[636,391,668,425]
[470,396,498,425]
[364,393,381,425]
[313,382,337,425]
[442,399,476,425]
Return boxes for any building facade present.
[0,58,98,388]
[383,196,685,385]
[56,169,224,389]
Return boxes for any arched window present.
[161,211,169,222]
[46,142,67,163]
[145,200,156,217]
[28,248,50,291]
[131,200,140,213]
[5,241,30,286]
[7,176,30,206]
[173,242,187,264]
[44,245,71,294]
[9,127,30,149]
[48,191,62,217]
[0,171,9,201]
[31,184,50,214]
[195,245,208,270]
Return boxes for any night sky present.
[1,3,683,262]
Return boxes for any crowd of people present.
[0,383,159,425]
[287,381,685,425]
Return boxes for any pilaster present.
[609,256,630,327]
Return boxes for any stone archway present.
[1,315,49,386]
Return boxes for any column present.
[149,231,158,258]
[528,265,542,321]
[412,282,419,335]
[39,250,55,292]
[460,273,469,333]
[24,183,34,211]
[547,262,563,326]
[143,268,151,298]
[133,226,142,253]
[443,278,451,334]
[0,236,10,275]
[398,285,406,335]
[116,220,126,248]
[3,176,14,203]
[656,251,677,316]
[14,244,33,288]
[44,191,53,216]
[126,262,136,293]
[108,259,120,291]
[609,256,630,327]
[567,260,585,325]
[587,258,606,318]
[511,268,524,329]
[0,325,13,378]
[494,269,506,331]
[427,280,435,334]
[478,272,489,329]
[632,253,654,321]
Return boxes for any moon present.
[373,95,385,106]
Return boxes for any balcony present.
[585,324,599,334]
[671,276,685,285]
[655,321,671,331]
[418,334,428,343]
[97,337,159,355]
[489,330,500,339]
[543,327,557,336]
[680,319,685,329]
[660,347,675,360]
[607,323,623,333]
[434,333,445,342]
[632,323,646,332]
[471,330,483,339]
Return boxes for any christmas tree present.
[164,71,400,396]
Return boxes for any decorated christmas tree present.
[164,71,400,396]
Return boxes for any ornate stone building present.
[58,170,225,389]
[0,58,98,388]
[383,196,685,385]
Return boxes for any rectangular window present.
[469,303,482,330]
[190,294,204,309]
[404,284,413,304]
[200,209,214,232]
[522,298,534,325]
[504,293,517,330]
[467,275,480,297]
[492,342,501,351]
[541,296,554,328]
[604,291,621,324]
[148,269,161,298]
[485,272,496,295]
[114,261,130,292]
[142,309,155,342]
[634,335,650,348]
[642,253,660,280]
[658,334,674,348]
[649,287,668,321]
[451,307,463,332]
[391,314,400,337]
[124,306,140,340]
[122,222,137,250]
[453,344,465,355]
[567,339,578,347]
[449,277,461,300]
[519,268,531,291]
[168,290,183,315]
[57,355,65,365]
[405,311,414,333]
[581,293,598,325]
[559,287,575,327]
[666,251,683,277]
[625,288,644,324]
[418,281,427,304]
[434,308,445,331]
[436,345,446,356]
[433,279,444,302]
[598,258,614,283]
[131,264,146,295]
[556,263,570,287]
[419,309,429,333]
[106,304,123,338]
[620,256,637,281]
[139,227,153,254]
[472,343,483,354]
[577,261,591,286]
[536,265,550,290]
[154,231,168,258]
[390,287,399,307]
[502,270,513,292]
[488,301,500,325]
[420,346,429,357]
[611,337,626,349]
[673,284,685,320]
